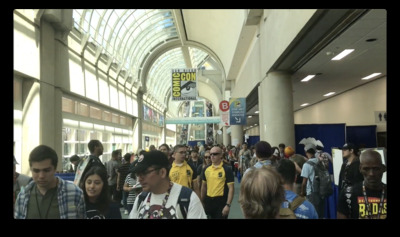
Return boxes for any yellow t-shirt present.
[202,162,234,197]
[169,161,197,189]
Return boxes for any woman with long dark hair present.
[82,166,121,219]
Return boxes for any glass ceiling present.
[72,9,212,108]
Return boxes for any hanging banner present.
[171,68,197,101]
[219,100,230,126]
[229,98,246,125]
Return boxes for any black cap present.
[341,143,356,150]
[131,150,169,174]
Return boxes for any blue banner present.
[229,98,246,125]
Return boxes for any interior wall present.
[294,77,386,132]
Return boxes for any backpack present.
[137,186,192,219]
[306,160,333,198]
[279,195,306,219]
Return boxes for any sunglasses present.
[210,153,220,156]
[204,156,210,159]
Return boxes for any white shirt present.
[128,182,206,219]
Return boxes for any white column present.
[223,126,231,146]
[258,71,295,148]
[137,91,144,150]
[230,125,243,146]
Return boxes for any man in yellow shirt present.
[169,145,201,198]
[201,145,234,219]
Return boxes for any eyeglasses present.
[136,168,160,178]
[210,153,221,156]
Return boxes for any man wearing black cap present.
[128,150,206,219]
[338,143,364,194]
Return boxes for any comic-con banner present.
[171,68,197,101]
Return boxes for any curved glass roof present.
[147,47,209,105]
[72,9,214,110]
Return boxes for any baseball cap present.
[131,150,169,175]
[340,143,357,151]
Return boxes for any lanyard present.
[362,181,385,219]
[35,185,57,219]
[145,182,173,219]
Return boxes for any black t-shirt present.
[86,201,122,219]
[337,181,387,219]
[338,159,364,192]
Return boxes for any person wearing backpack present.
[277,159,318,219]
[74,139,106,189]
[128,150,206,219]
[300,143,330,218]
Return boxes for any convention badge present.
[345,193,351,199]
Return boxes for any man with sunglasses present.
[200,146,234,219]
[169,145,201,198]
[128,150,206,219]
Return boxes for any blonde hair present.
[239,166,285,219]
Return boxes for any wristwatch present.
[226,203,231,207]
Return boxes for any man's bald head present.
[359,149,386,190]
[360,149,383,165]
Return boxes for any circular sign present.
[219,100,230,112]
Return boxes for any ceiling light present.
[300,103,309,107]
[301,75,315,82]
[323,92,335,97]
[248,116,252,118]
[255,111,259,114]
[331,49,354,60]
[362,72,382,80]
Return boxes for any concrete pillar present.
[258,71,295,148]
[230,125,243,146]
[137,91,144,150]
[162,110,167,144]
[21,80,40,176]
[223,126,231,146]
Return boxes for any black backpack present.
[306,160,333,198]
[137,186,192,219]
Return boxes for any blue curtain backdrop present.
[246,136,260,147]
[188,140,205,148]
[346,125,377,148]
[294,123,346,219]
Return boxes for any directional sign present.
[229,98,246,125]
[219,100,230,112]
[220,100,230,126]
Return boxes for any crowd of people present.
[13,139,387,219]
